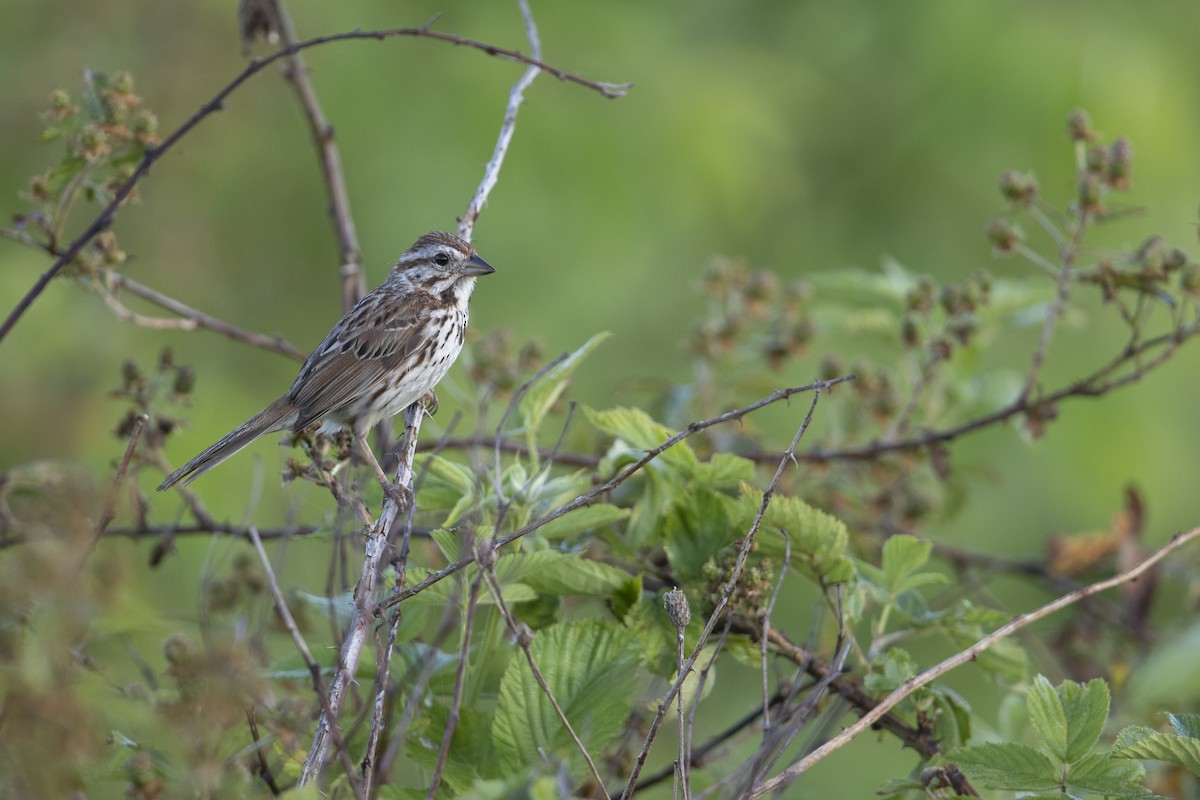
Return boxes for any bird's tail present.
[158,398,296,491]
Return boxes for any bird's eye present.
[434,252,450,266]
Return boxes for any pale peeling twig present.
[0,21,626,347]
[458,0,543,240]
[299,405,422,785]
[379,377,855,614]
[483,553,610,797]
[360,486,420,796]
[619,384,829,799]
[270,0,365,310]
[661,589,692,800]
[749,525,1200,798]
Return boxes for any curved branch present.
[0,23,628,347]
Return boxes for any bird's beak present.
[463,253,495,277]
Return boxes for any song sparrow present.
[158,230,494,493]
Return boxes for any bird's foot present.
[381,479,413,511]
[419,390,439,417]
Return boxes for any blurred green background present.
[3,0,1200,793]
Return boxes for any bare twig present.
[270,0,365,311]
[619,384,828,799]
[102,270,307,360]
[425,543,485,800]
[300,406,422,785]
[1019,209,1090,402]
[458,0,543,240]
[0,22,627,347]
[749,525,1200,798]
[86,413,147,562]
[247,524,363,798]
[245,706,282,796]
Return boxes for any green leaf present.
[1027,674,1069,761]
[492,621,640,775]
[533,503,629,542]
[1170,712,1200,739]
[690,452,756,489]
[587,406,697,473]
[663,489,737,581]
[420,453,475,494]
[495,550,630,597]
[518,332,610,451]
[864,647,917,693]
[1060,678,1110,761]
[736,484,853,584]
[1114,724,1200,776]
[880,534,948,595]
[951,742,1061,792]
[1063,752,1145,796]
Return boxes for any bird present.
[157,230,494,496]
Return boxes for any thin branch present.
[103,269,307,360]
[247,525,363,799]
[270,0,365,310]
[86,413,147,562]
[0,22,627,347]
[378,377,855,614]
[458,0,543,241]
[299,404,423,785]
[1019,209,1090,402]
[482,556,610,798]
[425,544,485,800]
[245,706,282,796]
[803,317,1198,462]
[620,384,828,799]
[749,525,1200,798]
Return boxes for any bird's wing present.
[287,292,430,430]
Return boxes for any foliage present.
[1,6,1200,800]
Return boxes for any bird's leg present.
[355,432,411,510]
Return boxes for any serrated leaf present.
[495,550,630,597]
[865,647,917,693]
[1064,752,1145,795]
[1169,713,1200,739]
[951,742,1061,791]
[420,453,475,494]
[518,332,610,451]
[534,503,629,542]
[1060,678,1109,761]
[690,453,755,489]
[1114,725,1200,776]
[430,527,464,563]
[492,621,640,774]
[737,484,853,584]
[881,534,948,595]
[587,406,697,472]
[663,489,737,581]
[1027,674,1069,760]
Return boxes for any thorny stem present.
[0,22,626,347]
[749,526,1200,798]
[378,378,854,614]
[619,384,828,800]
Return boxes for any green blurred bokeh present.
[3,0,1200,793]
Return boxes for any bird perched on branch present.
[158,230,494,500]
